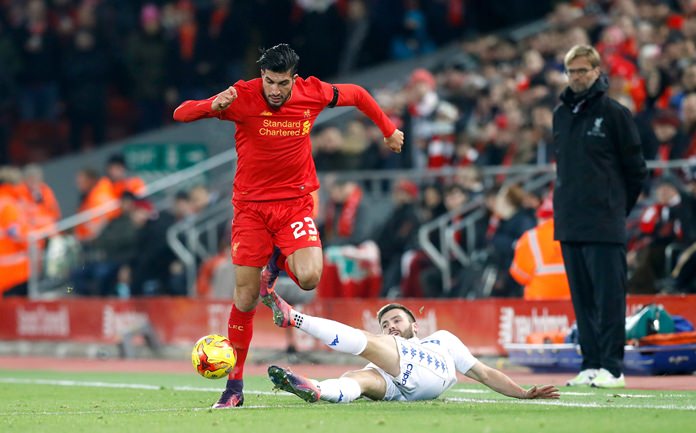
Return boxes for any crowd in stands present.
[0,153,222,298]
[306,0,696,299]
[5,0,696,300]
[0,0,543,165]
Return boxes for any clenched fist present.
[384,129,404,153]
[212,86,238,111]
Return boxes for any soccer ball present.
[191,334,237,379]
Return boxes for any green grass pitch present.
[1,369,695,433]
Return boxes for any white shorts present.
[364,335,457,401]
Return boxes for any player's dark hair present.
[377,303,416,324]
[256,43,299,74]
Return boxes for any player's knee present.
[234,285,259,310]
[295,264,322,290]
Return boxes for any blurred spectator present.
[105,153,146,198]
[373,179,420,296]
[292,0,345,78]
[189,184,214,215]
[629,176,696,293]
[321,180,371,246]
[682,92,696,157]
[319,179,381,298]
[402,68,458,169]
[419,183,470,297]
[338,0,370,75]
[0,166,29,297]
[196,237,234,299]
[0,18,20,165]
[125,3,170,132]
[16,163,61,238]
[489,184,536,297]
[74,167,117,241]
[313,126,350,171]
[669,63,696,112]
[1,0,553,164]
[422,0,466,46]
[128,198,182,296]
[509,193,571,300]
[60,6,109,151]
[172,189,194,222]
[211,0,252,85]
[651,109,688,166]
[391,0,435,60]
[73,192,140,296]
[16,0,60,121]
[169,0,215,101]
[359,122,405,173]
[419,183,447,223]
[341,119,370,170]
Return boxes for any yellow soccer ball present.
[191,334,237,379]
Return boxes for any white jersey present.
[364,330,478,401]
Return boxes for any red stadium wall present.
[1,295,695,355]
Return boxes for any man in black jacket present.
[553,45,647,389]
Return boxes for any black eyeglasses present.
[565,67,595,77]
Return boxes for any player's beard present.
[399,327,415,339]
[265,90,291,108]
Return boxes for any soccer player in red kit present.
[173,44,404,408]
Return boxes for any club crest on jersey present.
[303,109,311,118]
[587,117,606,137]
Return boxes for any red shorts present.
[231,194,322,267]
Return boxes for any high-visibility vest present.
[74,178,118,241]
[0,186,30,294]
[15,182,61,238]
[112,176,146,198]
[509,219,571,300]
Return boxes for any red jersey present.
[173,77,396,201]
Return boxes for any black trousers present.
[561,241,626,377]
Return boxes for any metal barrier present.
[417,159,696,298]
[26,150,237,298]
[28,148,696,299]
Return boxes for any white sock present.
[318,377,362,403]
[292,311,367,356]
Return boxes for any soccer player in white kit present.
[262,287,560,403]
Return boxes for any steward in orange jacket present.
[0,177,30,296]
[75,168,118,241]
[509,199,570,300]
[106,154,146,198]
[16,164,61,239]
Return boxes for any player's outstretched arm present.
[332,83,402,153]
[464,362,560,399]
[173,86,238,122]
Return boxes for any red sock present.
[227,304,256,380]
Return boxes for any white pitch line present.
[450,389,656,398]
[446,397,696,411]
[0,404,306,417]
[0,378,289,396]
[0,377,162,390]
[2,378,693,412]
[561,391,654,398]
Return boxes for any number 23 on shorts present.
[290,217,318,240]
